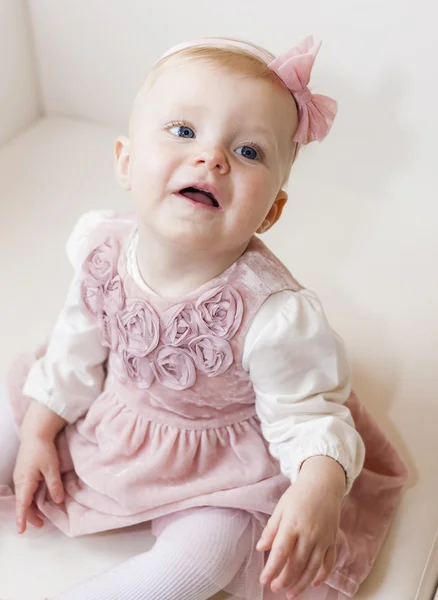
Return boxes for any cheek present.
[236,170,275,205]
[233,171,278,229]
[131,144,177,191]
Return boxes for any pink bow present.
[268,36,338,145]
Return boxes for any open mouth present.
[179,187,220,208]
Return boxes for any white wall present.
[0,0,40,147]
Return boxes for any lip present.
[175,181,222,210]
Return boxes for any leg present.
[50,507,255,600]
[0,384,20,487]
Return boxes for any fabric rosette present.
[83,237,119,284]
[195,285,243,340]
[152,346,197,390]
[116,299,160,357]
[117,351,155,389]
[82,239,125,319]
[188,335,233,377]
[161,302,199,347]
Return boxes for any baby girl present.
[0,36,407,600]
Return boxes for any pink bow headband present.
[159,36,338,145]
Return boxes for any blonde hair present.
[129,42,300,177]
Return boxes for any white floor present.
[0,117,436,600]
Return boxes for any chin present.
[162,224,218,251]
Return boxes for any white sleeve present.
[22,210,114,423]
[243,289,365,494]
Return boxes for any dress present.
[3,212,408,598]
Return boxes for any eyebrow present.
[244,126,278,148]
[165,103,210,115]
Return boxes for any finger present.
[260,525,297,587]
[270,556,296,593]
[279,535,315,594]
[15,478,39,534]
[312,545,337,588]
[257,508,282,552]
[42,463,64,504]
[26,503,44,529]
[286,548,325,599]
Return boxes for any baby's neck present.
[136,224,249,298]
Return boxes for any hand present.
[257,457,345,598]
[13,435,64,534]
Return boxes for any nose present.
[192,146,230,175]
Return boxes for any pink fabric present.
[1,213,407,598]
[268,36,338,144]
[80,232,246,390]
[264,584,346,600]
[160,35,338,145]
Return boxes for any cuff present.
[23,365,78,424]
[276,441,359,495]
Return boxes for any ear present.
[256,189,288,234]
[114,136,131,190]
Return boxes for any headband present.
[159,35,338,145]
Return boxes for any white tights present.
[52,507,253,600]
[0,391,345,600]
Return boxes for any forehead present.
[141,59,298,137]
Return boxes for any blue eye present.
[169,125,195,138]
[236,145,259,160]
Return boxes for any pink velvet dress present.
[3,214,407,598]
